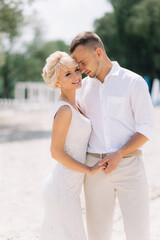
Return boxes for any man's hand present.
[88,161,107,175]
[98,151,123,174]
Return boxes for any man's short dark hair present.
[70,32,104,53]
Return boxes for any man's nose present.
[79,65,85,74]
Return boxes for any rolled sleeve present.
[130,77,155,140]
[136,124,154,140]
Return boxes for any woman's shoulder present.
[53,101,72,120]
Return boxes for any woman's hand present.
[88,161,107,175]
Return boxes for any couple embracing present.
[40,32,154,240]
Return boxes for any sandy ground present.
[0,106,160,240]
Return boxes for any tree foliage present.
[0,0,69,98]
[0,32,69,98]
[95,0,160,82]
[0,0,23,67]
[0,0,23,40]
[0,0,24,97]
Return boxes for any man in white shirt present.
[70,32,154,240]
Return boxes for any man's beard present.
[90,60,100,78]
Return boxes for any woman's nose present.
[75,71,81,78]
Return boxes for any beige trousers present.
[84,154,150,240]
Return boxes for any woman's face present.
[58,65,82,90]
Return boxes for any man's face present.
[71,45,101,78]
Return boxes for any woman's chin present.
[76,83,82,89]
[74,82,82,89]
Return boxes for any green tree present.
[0,32,69,98]
[0,0,23,40]
[0,0,23,97]
[33,39,69,65]
[125,0,160,78]
[94,0,160,84]
[94,12,126,65]
[0,0,69,98]
[0,0,37,98]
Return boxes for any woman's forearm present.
[51,148,91,174]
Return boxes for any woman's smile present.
[72,79,81,84]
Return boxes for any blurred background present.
[0,0,160,239]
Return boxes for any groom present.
[70,32,154,240]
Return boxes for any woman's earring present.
[56,82,61,88]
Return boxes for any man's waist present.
[87,150,142,159]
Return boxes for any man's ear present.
[95,48,103,59]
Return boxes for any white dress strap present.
[52,101,73,119]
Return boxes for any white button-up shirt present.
[76,61,155,153]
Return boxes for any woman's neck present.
[59,90,76,106]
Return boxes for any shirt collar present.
[87,61,121,85]
[104,61,120,82]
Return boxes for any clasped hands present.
[98,151,123,174]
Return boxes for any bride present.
[40,51,105,240]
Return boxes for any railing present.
[0,77,160,109]
[0,98,55,110]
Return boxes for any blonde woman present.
[40,51,105,240]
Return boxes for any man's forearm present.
[118,132,148,158]
[99,132,149,173]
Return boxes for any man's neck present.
[96,57,113,83]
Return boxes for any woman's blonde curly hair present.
[42,51,78,89]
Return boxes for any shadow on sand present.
[0,124,51,143]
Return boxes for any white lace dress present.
[40,101,91,240]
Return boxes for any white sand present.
[0,106,160,240]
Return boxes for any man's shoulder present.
[120,66,147,88]
[120,67,149,94]
[121,66,142,80]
